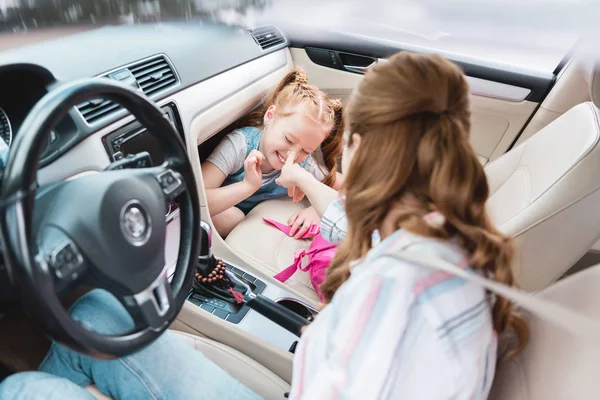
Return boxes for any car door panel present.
[289,35,555,164]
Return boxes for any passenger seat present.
[486,61,600,290]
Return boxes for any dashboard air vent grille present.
[77,96,121,125]
[130,55,178,97]
[250,25,286,50]
[76,54,179,125]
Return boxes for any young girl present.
[201,68,345,237]
[0,52,528,399]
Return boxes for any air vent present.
[77,97,121,125]
[76,55,179,125]
[130,56,178,97]
[250,25,286,50]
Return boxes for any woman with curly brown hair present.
[276,51,528,399]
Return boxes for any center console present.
[187,260,267,324]
[185,223,320,353]
[187,259,319,352]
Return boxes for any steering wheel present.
[0,78,202,357]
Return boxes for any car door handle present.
[343,62,376,74]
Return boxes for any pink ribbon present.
[273,248,310,282]
[272,236,336,284]
[263,218,320,239]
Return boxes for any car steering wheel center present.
[120,200,151,246]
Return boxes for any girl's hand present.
[242,150,264,191]
[289,206,321,239]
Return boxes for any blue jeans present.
[0,289,262,400]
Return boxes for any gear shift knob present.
[197,220,216,277]
[199,220,213,260]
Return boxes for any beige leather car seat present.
[225,62,600,296]
[486,63,600,291]
[85,330,290,400]
[489,264,600,399]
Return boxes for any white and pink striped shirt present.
[289,199,497,399]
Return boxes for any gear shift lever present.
[195,221,233,295]
[194,220,309,336]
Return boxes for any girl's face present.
[261,105,329,171]
[341,132,361,174]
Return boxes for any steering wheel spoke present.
[121,267,174,331]
[155,166,186,201]
[36,226,89,292]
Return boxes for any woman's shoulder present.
[360,230,466,272]
[371,234,491,329]
[354,232,486,308]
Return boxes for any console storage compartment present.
[274,298,319,322]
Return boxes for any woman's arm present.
[276,152,339,217]
[291,171,338,217]
[332,171,345,191]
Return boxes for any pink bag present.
[264,218,336,301]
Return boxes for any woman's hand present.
[242,150,265,192]
[289,206,321,239]
[276,151,313,203]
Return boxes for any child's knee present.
[213,207,245,237]
[228,207,245,223]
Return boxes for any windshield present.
[0,0,596,72]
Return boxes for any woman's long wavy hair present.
[320,52,529,358]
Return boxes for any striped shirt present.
[289,199,497,400]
